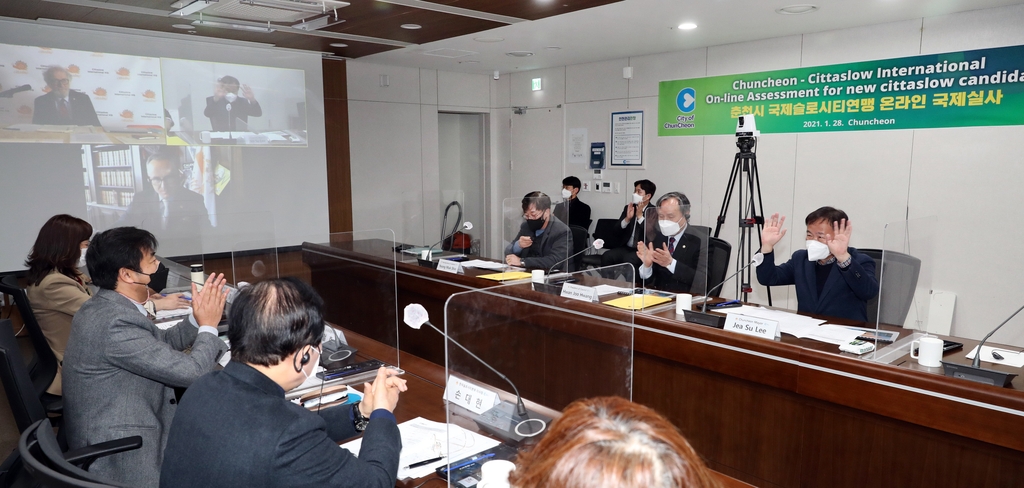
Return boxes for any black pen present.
[406,456,444,469]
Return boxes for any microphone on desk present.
[403,303,547,443]
[680,253,763,329]
[0,84,31,98]
[546,239,604,275]
[940,303,1024,387]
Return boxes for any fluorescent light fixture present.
[677,22,697,30]
[169,0,216,17]
[531,78,542,91]
[192,19,276,32]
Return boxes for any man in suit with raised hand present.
[63,227,229,487]
[636,192,705,293]
[32,65,102,127]
[160,278,407,488]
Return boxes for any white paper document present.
[713,305,859,344]
[594,284,634,296]
[341,417,500,480]
[966,346,1024,368]
[459,259,509,270]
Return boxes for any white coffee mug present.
[911,336,944,367]
[676,293,692,314]
[531,269,545,283]
[478,460,516,488]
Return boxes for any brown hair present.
[510,397,719,488]
[25,214,93,286]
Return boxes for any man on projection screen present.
[32,65,102,127]
[204,75,262,132]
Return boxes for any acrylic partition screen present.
[437,263,636,471]
[868,216,936,363]
[398,190,468,263]
[502,195,573,279]
[287,230,399,369]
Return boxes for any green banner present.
[658,44,1024,136]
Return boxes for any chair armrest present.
[43,397,63,415]
[64,436,143,470]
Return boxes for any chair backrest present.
[569,225,590,271]
[591,219,620,244]
[858,249,921,327]
[0,319,48,432]
[0,274,58,395]
[19,420,121,488]
[706,237,733,297]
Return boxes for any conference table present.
[287,238,1024,488]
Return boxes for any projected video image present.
[161,58,307,147]
[0,44,166,144]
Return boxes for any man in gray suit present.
[504,191,574,271]
[63,227,229,487]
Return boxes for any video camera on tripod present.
[735,114,760,154]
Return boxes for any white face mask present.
[224,92,238,103]
[659,218,682,237]
[561,188,572,199]
[78,247,88,268]
[632,192,643,204]
[806,239,830,261]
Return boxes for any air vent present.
[422,48,478,59]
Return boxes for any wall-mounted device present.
[589,142,605,169]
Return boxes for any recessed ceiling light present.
[776,4,819,15]
[506,51,534,57]
[330,42,348,48]
[545,46,561,50]
[677,22,697,30]
[171,24,196,30]
[474,37,504,43]
[400,24,422,29]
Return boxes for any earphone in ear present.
[301,349,311,365]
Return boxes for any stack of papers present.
[593,284,634,296]
[459,259,508,270]
[604,294,672,310]
[714,305,861,345]
[476,271,532,281]
[341,417,500,480]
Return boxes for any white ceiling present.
[362,0,1024,74]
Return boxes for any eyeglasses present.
[52,78,71,86]
[523,210,545,219]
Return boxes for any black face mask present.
[526,216,545,232]
[147,262,169,293]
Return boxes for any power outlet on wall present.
[581,182,591,192]
[614,182,621,194]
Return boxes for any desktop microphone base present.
[940,361,1017,387]
[472,400,551,445]
[682,309,727,329]
[417,258,438,269]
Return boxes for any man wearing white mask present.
[553,176,592,229]
[636,192,704,292]
[204,75,262,131]
[601,179,657,269]
[756,207,878,321]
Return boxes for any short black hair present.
[805,206,849,226]
[562,176,582,190]
[86,227,158,290]
[521,191,552,213]
[657,192,691,220]
[634,179,656,197]
[228,277,325,367]
[146,147,182,169]
[217,75,240,87]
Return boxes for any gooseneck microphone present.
[702,252,765,313]
[547,239,605,274]
[940,303,1023,387]
[404,304,547,443]
[0,84,31,98]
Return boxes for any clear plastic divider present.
[439,264,635,470]
[398,190,468,265]
[868,216,935,363]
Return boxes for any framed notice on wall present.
[610,110,643,167]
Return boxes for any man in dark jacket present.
[504,191,574,271]
[32,65,101,127]
[160,277,407,488]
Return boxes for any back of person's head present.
[25,214,93,286]
[521,191,552,213]
[86,227,157,290]
[510,397,718,488]
[634,179,656,197]
[657,192,691,220]
[228,278,325,367]
[804,206,849,226]
[562,176,582,190]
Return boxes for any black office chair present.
[0,274,62,415]
[19,419,140,488]
[580,219,621,269]
[569,225,590,271]
[858,249,921,327]
[705,237,733,297]
[1,317,51,487]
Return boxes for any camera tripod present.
[713,136,772,305]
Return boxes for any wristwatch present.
[352,401,370,432]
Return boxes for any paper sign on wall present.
[568,128,588,164]
[444,375,500,415]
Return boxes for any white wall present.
[495,4,1024,345]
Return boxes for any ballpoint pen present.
[406,456,445,469]
[441,453,496,473]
